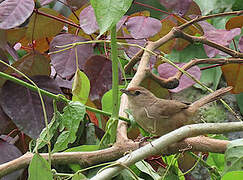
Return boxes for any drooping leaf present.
[158,62,201,93]
[35,111,62,150]
[126,16,162,39]
[84,55,121,101]
[28,153,53,180]
[72,69,90,104]
[90,0,133,36]
[50,33,93,78]
[0,0,34,29]
[52,101,86,152]
[0,139,23,180]
[0,76,62,139]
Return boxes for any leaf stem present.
[110,26,119,119]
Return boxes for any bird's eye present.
[134,90,141,96]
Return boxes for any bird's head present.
[121,86,156,106]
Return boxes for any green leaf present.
[135,160,161,180]
[101,86,124,113]
[72,173,87,180]
[223,139,243,175]
[222,171,243,180]
[52,101,86,152]
[72,69,90,104]
[28,154,53,180]
[236,93,243,115]
[35,111,62,150]
[99,117,118,148]
[90,0,133,36]
[52,131,70,152]
[207,152,225,172]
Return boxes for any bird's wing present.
[151,99,189,116]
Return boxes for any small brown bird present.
[121,86,232,136]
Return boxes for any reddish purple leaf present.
[66,0,88,10]
[160,0,192,16]
[0,106,11,134]
[39,0,55,6]
[55,76,73,89]
[84,55,121,101]
[239,35,243,52]
[124,33,157,67]
[0,0,34,29]
[199,21,241,57]
[126,16,162,39]
[79,5,99,35]
[0,76,63,139]
[116,16,128,32]
[0,139,23,179]
[50,34,93,78]
[158,63,201,93]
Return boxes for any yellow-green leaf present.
[72,69,90,104]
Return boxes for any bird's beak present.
[120,89,131,95]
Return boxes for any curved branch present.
[91,122,243,180]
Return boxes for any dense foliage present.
[0,0,243,179]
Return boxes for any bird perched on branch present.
[121,86,232,136]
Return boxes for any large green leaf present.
[101,85,125,113]
[28,154,53,180]
[90,0,133,36]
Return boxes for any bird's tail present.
[187,86,233,113]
